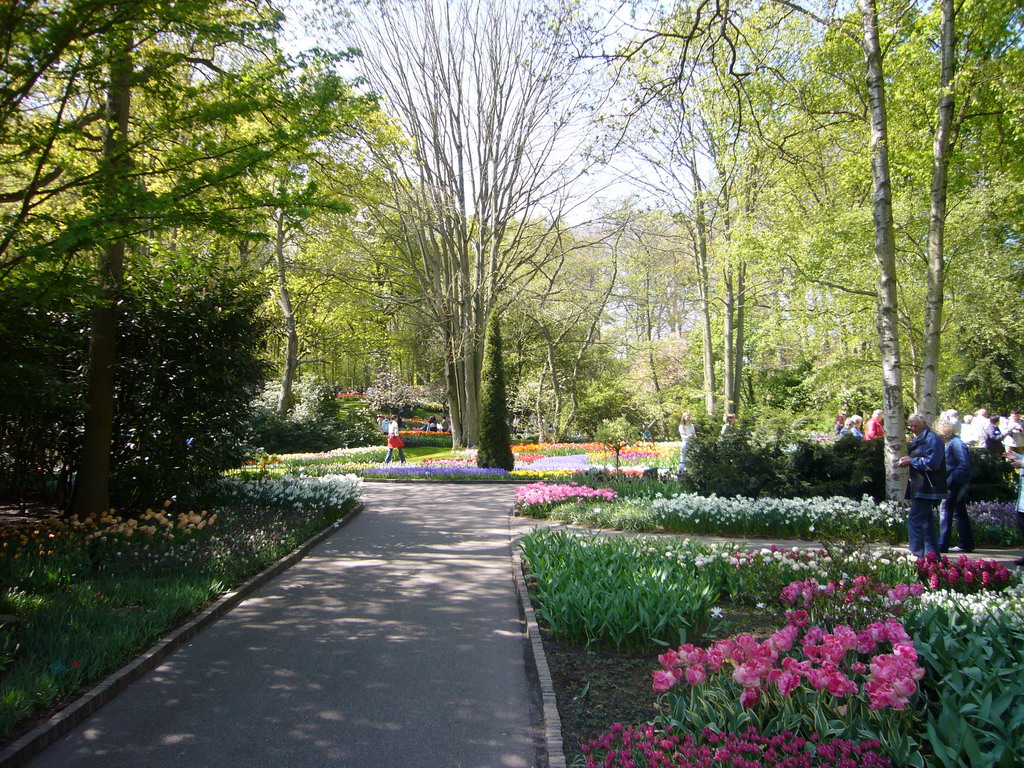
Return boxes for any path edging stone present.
[0,502,364,768]
[510,511,567,768]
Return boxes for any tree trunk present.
[275,213,298,415]
[691,162,716,416]
[72,38,132,517]
[920,0,955,423]
[732,262,746,415]
[861,0,908,501]
[723,270,736,414]
[460,335,483,446]
[541,327,563,440]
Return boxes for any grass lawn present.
[404,446,461,462]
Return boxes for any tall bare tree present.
[344,0,595,446]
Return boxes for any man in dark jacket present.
[898,414,947,557]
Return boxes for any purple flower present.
[360,466,511,479]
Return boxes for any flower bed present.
[521,528,1024,766]
[583,725,894,768]
[515,481,617,509]
[0,474,362,740]
[517,491,908,542]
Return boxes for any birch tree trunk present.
[861,0,908,500]
[275,212,299,415]
[920,0,955,423]
[723,270,736,414]
[732,262,746,414]
[691,165,716,416]
[73,37,132,517]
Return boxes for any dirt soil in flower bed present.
[541,606,781,764]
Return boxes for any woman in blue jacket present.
[935,419,973,553]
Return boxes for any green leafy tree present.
[595,417,634,470]
[476,312,514,471]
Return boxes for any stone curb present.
[510,510,567,768]
[0,502,364,768]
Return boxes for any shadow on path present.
[27,483,540,768]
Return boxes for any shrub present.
[787,437,886,501]
[477,313,514,471]
[0,265,271,510]
[248,376,379,455]
[680,422,793,498]
[967,449,1017,502]
[110,268,270,505]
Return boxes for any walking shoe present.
[1015,555,1024,566]
[948,546,973,553]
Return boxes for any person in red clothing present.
[864,409,884,440]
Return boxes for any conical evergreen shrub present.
[477,312,515,471]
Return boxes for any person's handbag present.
[387,436,405,448]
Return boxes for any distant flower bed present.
[512,442,606,455]
[360,466,512,481]
[526,453,591,471]
[419,457,476,467]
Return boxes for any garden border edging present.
[0,501,364,768]
[510,509,567,768]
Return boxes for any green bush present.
[680,419,793,498]
[248,376,380,455]
[477,313,514,471]
[0,263,271,510]
[0,275,87,507]
[967,448,1017,502]
[787,435,886,501]
[676,425,1013,504]
[111,267,270,505]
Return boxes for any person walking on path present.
[897,414,946,558]
[384,419,406,464]
[936,419,974,553]
[677,412,696,474]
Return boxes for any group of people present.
[940,408,1024,454]
[833,410,886,440]
[679,407,1024,566]
[890,411,1024,566]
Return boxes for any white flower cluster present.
[916,579,1024,628]
[843,548,918,568]
[216,474,362,513]
[648,493,905,532]
[729,547,834,580]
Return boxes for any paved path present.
[27,483,540,768]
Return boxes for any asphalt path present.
[27,482,541,768]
